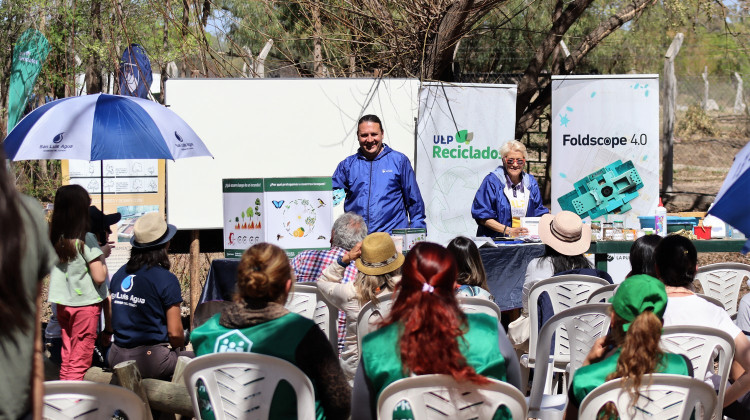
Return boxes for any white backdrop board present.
[165,78,420,229]
[416,83,517,244]
[551,75,660,229]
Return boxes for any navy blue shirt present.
[110,265,182,348]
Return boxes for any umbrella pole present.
[100,160,105,226]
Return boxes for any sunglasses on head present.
[505,158,525,165]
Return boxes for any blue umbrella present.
[708,140,750,253]
[2,93,212,161]
[2,93,213,215]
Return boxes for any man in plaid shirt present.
[291,212,367,355]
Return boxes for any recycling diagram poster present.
[415,83,518,244]
[223,177,333,258]
[551,75,660,229]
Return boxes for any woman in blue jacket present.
[471,140,548,238]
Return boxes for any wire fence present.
[667,74,749,210]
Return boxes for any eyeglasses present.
[505,158,525,165]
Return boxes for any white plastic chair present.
[526,303,612,420]
[356,292,394,350]
[521,275,610,392]
[377,374,527,420]
[660,325,735,420]
[183,352,316,420]
[578,374,717,420]
[695,262,750,317]
[43,380,149,420]
[695,292,726,309]
[458,296,503,319]
[286,283,338,350]
[586,284,618,304]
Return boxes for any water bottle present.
[655,198,667,237]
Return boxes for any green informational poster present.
[7,28,50,132]
[222,177,333,258]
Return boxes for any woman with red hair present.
[351,242,520,419]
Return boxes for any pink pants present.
[57,303,101,380]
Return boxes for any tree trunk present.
[160,0,170,104]
[312,1,325,77]
[193,0,209,76]
[84,0,103,94]
[65,0,77,97]
[181,0,190,77]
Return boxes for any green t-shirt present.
[191,312,325,420]
[48,232,106,306]
[569,348,692,409]
[361,313,511,420]
[0,195,57,419]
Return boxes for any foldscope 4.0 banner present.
[550,75,660,228]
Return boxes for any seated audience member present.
[108,213,194,380]
[736,284,750,336]
[523,211,612,312]
[447,236,494,301]
[291,212,367,282]
[655,234,750,417]
[317,232,402,383]
[351,242,521,420]
[291,212,367,354]
[626,234,661,278]
[192,243,350,420]
[564,275,693,419]
[523,211,612,332]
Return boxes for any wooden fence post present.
[661,33,683,194]
[734,72,746,115]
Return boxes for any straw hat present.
[355,232,405,276]
[130,212,177,249]
[538,211,591,256]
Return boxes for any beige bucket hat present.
[130,212,177,249]
[538,211,591,256]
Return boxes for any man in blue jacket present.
[332,115,426,234]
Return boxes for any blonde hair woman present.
[191,243,350,419]
[317,232,403,382]
[471,140,549,238]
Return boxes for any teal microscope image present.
[558,160,643,219]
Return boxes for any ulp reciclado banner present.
[551,75,660,230]
[416,83,517,244]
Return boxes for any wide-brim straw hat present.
[130,212,177,249]
[355,232,405,276]
[538,211,591,256]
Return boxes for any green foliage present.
[12,160,62,203]
[454,0,747,77]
